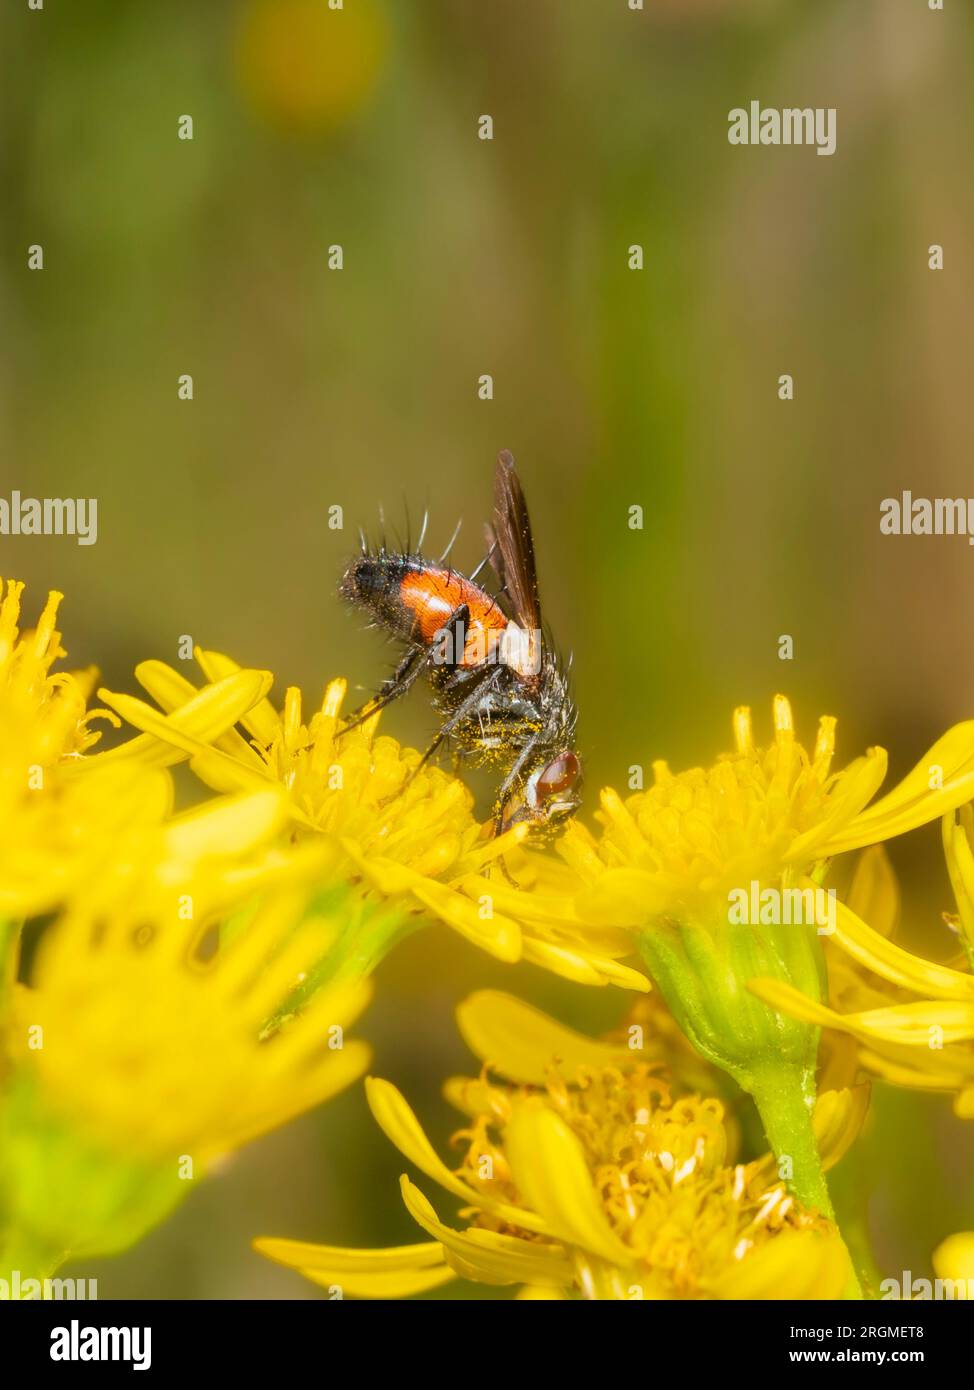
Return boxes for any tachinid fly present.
[339,450,581,838]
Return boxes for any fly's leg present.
[425,603,471,679]
[344,602,473,741]
[493,732,541,838]
[414,661,503,773]
[338,644,425,736]
[485,733,545,887]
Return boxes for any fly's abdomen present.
[339,554,422,643]
[341,556,507,662]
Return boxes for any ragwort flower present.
[0,811,371,1281]
[551,697,974,1217]
[92,648,646,990]
[255,992,864,1300]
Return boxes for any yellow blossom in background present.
[0,582,401,1283]
[7,896,370,1164]
[255,992,864,1300]
[0,580,125,919]
[933,1232,974,1298]
[0,580,100,765]
[0,854,372,1278]
[94,649,647,990]
[236,0,389,137]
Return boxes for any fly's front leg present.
[493,732,541,838]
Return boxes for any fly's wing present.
[491,450,542,678]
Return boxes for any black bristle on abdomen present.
[339,553,420,640]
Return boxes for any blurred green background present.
[2,0,973,1297]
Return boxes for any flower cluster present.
[3,577,974,1300]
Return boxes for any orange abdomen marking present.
[399,568,507,666]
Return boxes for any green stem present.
[265,893,422,1032]
[745,1059,834,1218]
[746,1060,862,1298]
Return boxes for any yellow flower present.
[564,695,974,928]
[8,898,370,1164]
[0,837,371,1275]
[751,825,974,1118]
[0,580,127,918]
[255,992,864,1300]
[545,697,974,1218]
[93,649,646,990]
[0,580,103,765]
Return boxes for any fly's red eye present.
[535,752,580,800]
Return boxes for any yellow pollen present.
[453,1061,828,1297]
[594,698,854,907]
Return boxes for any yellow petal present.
[503,1099,632,1264]
[574,869,660,928]
[519,937,650,991]
[751,977,974,1046]
[364,1078,548,1234]
[823,722,974,854]
[812,1085,871,1169]
[944,808,974,953]
[518,937,607,986]
[342,845,523,962]
[94,670,273,768]
[409,878,522,962]
[845,845,899,939]
[787,749,889,863]
[209,1041,372,1159]
[830,893,974,1001]
[135,659,267,769]
[456,990,639,1085]
[196,647,282,747]
[398,1177,572,1287]
[955,1088,974,1118]
[253,1235,445,1273]
[301,1266,455,1298]
[708,1229,850,1300]
[162,789,287,861]
[859,1046,974,1092]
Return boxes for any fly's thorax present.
[432,673,548,768]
